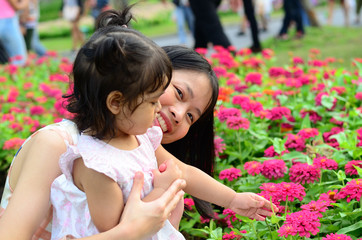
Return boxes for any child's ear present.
[106,91,123,114]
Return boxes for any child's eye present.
[176,87,183,99]
[187,113,194,122]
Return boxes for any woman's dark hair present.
[162,45,219,218]
[64,7,172,140]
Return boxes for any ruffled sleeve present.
[76,134,119,182]
[146,126,163,150]
[58,144,81,182]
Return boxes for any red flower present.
[289,163,321,184]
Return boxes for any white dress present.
[50,126,185,240]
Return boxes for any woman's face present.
[154,69,212,144]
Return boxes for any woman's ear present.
[106,91,123,114]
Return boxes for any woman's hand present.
[228,192,279,221]
[118,172,186,240]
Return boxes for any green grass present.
[262,26,362,70]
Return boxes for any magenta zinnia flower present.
[226,116,250,130]
[217,107,241,122]
[355,92,362,100]
[322,233,352,240]
[219,168,242,181]
[244,161,262,176]
[184,198,195,211]
[244,72,262,85]
[3,138,26,150]
[297,128,319,139]
[266,106,291,120]
[313,157,338,170]
[289,163,321,184]
[214,137,226,158]
[222,231,243,240]
[301,200,329,217]
[264,145,289,157]
[337,179,362,202]
[278,210,321,238]
[285,134,306,151]
[300,109,322,124]
[345,160,362,176]
[260,159,287,180]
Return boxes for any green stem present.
[285,195,289,215]
[265,217,274,240]
[250,221,261,240]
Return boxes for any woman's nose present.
[171,105,186,125]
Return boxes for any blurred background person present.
[277,0,304,40]
[172,0,194,45]
[255,0,273,32]
[355,0,362,23]
[0,0,29,65]
[61,0,85,52]
[189,0,231,49]
[235,1,247,36]
[327,0,350,26]
[19,0,47,57]
[300,0,320,27]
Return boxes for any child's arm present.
[155,146,278,220]
[73,158,124,232]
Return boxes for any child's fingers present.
[158,162,167,172]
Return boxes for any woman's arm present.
[6,0,29,10]
[155,146,278,220]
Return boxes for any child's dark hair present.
[64,7,172,140]
[162,45,219,219]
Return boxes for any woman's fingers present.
[160,179,186,213]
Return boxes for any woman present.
[0,43,219,240]
[0,0,28,65]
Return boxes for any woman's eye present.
[176,88,183,99]
[187,113,194,122]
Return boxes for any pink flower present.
[244,72,262,85]
[260,159,287,180]
[331,86,346,95]
[289,163,321,184]
[321,233,352,240]
[2,113,15,122]
[213,66,228,78]
[222,231,243,240]
[355,92,362,100]
[264,145,289,157]
[232,95,250,106]
[285,134,306,151]
[236,48,252,56]
[315,92,337,111]
[297,128,319,139]
[269,67,285,77]
[7,87,19,103]
[319,190,339,204]
[222,209,237,228]
[266,107,291,120]
[345,160,362,176]
[278,210,321,238]
[3,138,26,150]
[214,137,226,157]
[226,116,250,130]
[219,168,242,181]
[313,157,338,170]
[240,100,264,116]
[323,127,344,148]
[337,180,362,202]
[49,73,69,83]
[30,106,45,115]
[217,108,241,122]
[184,198,195,211]
[293,56,304,65]
[300,109,322,124]
[244,161,262,176]
[301,200,329,217]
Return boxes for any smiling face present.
[154,69,212,144]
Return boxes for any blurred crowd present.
[1,0,361,65]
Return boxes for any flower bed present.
[1,48,362,239]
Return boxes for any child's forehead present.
[144,88,165,99]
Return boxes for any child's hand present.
[228,192,279,221]
[153,159,182,191]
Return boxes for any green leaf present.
[271,137,287,154]
[321,94,335,109]
[336,221,362,234]
[235,214,253,223]
[300,113,311,129]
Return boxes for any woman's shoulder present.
[38,119,80,145]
